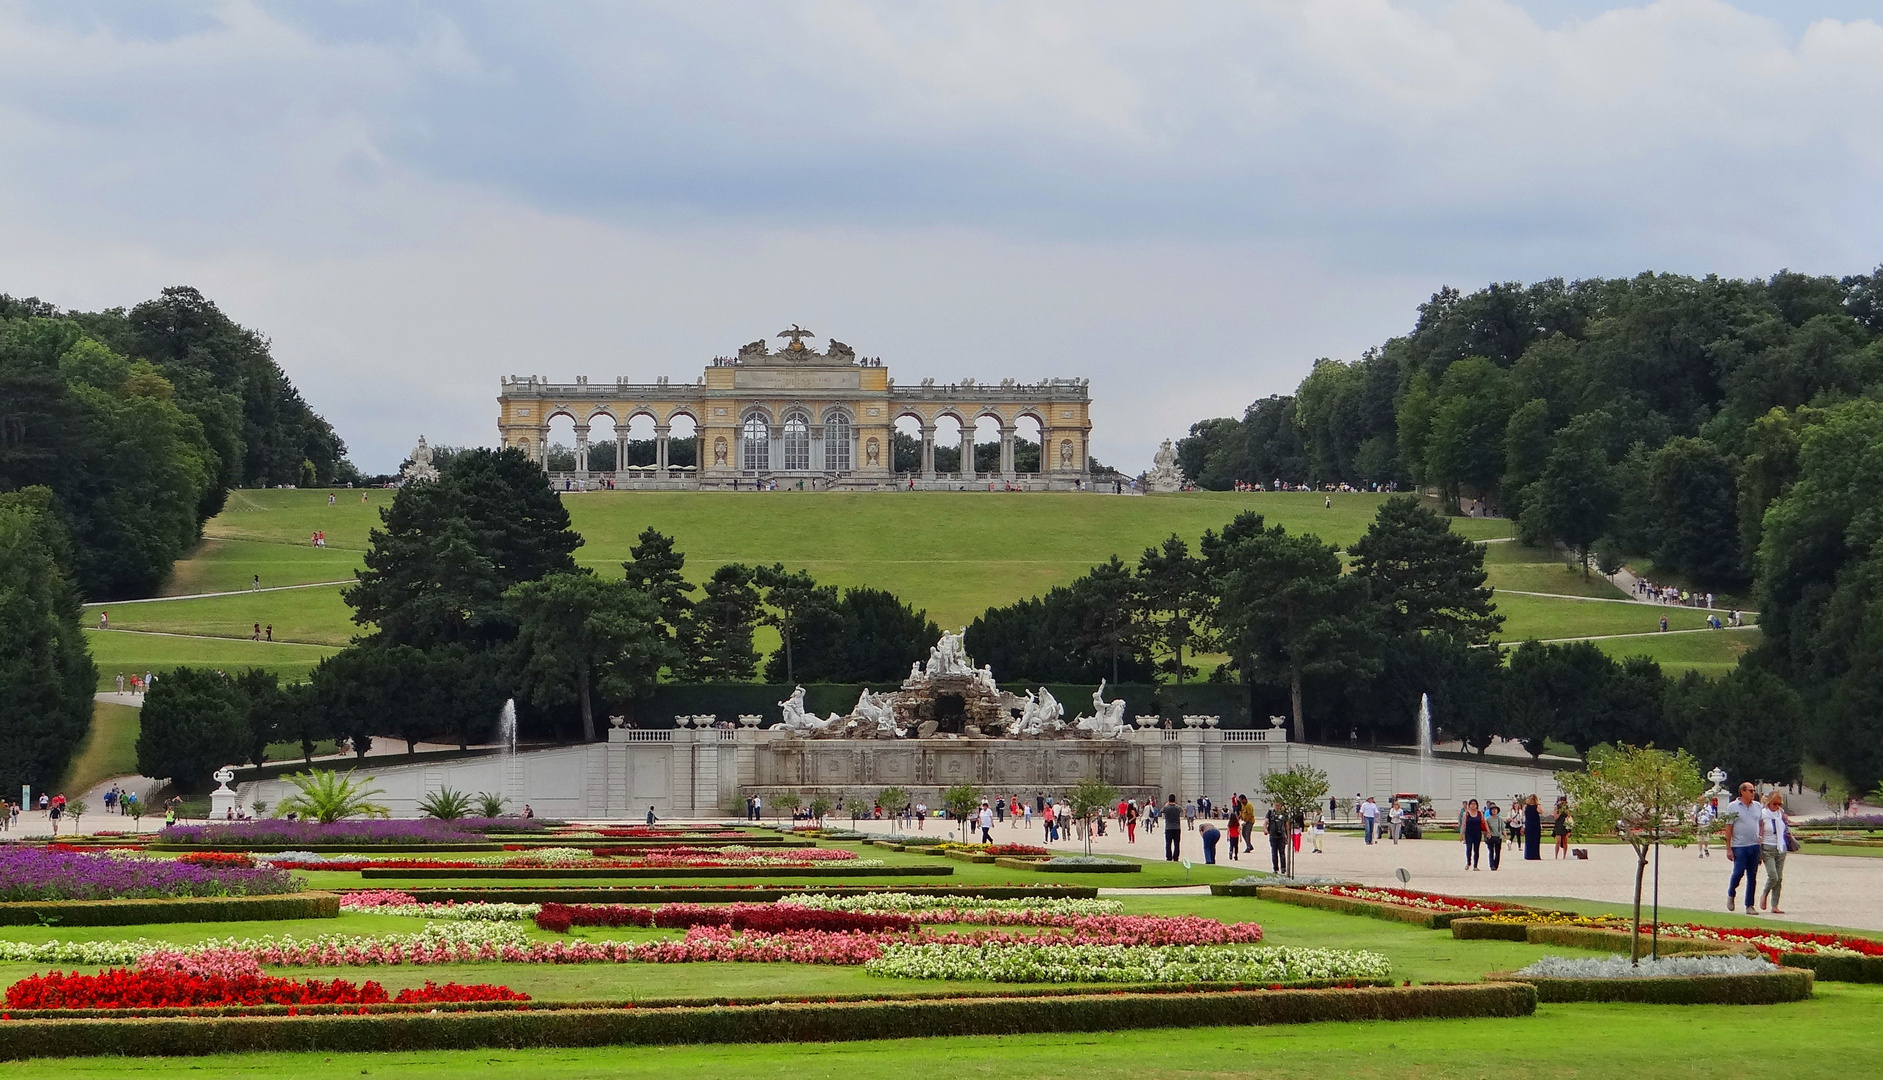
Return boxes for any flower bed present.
[358,864,943,880]
[1494,956,1812,1004]
[2,969,528,1010]
[999,856,1140,873]
[336,891,539,922]
[0,847,300,902]
[1457,912,1883,981]
[371,884,1099,905]
[0,984,1538,1059]
[158,819,544,847]
[779,892,1125,920]
[1255,885,1517,929]
[865,943,1388,983]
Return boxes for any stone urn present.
[1134,714,1160,729]
[738,714,762,728]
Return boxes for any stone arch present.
[740,409,771,472]
[822,407,854,472]
[780,405,813,471]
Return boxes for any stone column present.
[654,424,671,472]
[574,423,590,476]
[999,425,1016,480]
[920,424,936,481]
[959,425,972,479]
[615,432,628,479]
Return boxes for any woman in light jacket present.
[1759,791,1791,915]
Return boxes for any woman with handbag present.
[1759,790,1795,914]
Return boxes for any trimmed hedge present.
[1778,953,1883,983]
[1521,924,1747,957]
[360,884,1099,904]
[1450,918,1530,942]
[993,857,1141,873]
[0,983,1537,1059]
[358,865,955,880]
[0,892,339,927]
[0,980,1397,1020]
[1496,968,1812,1004]
[1251,887,1446,929]
[142,838,807,853]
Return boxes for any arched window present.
[741,415,769,471]
[782,410,811,471]
[824,413,852,471]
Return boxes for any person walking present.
[1162,795,1183,861]
[1360,797,1380,845]
[978,802,994,844]
[1552,798,1572,859]
[1759,791,1791,915]
[1239,797,1256,854]
[1523,795,1542,861]
[1696,798,1717,857]
[1310,812,1326,854]
[1718,782,1763,912]
[1484,803,1504,870]
[1224,807,1240,861]
[1265,802,1288,874]
[1388,800,1403,845]
[1463,799,1484,870]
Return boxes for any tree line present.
[972,496,1802,786]
[0,287,351,599]
[1174,269,1883,790]
[133,447,943,787]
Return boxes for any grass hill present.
[81,488,1756,687]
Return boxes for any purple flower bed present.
[157,817,544,846]
[0,847,300,902]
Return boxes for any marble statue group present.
[779,629,1127,740]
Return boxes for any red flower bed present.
[986,844,1050,856]
[534,903,655,933]
[1662,923,1883,960]
[177,852,255,868]
[392,981,529,1003]
[4,969,388,1009]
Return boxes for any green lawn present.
[1585,628,1758,675]
[160,537,362,595]
[86,489,1741,676]
[94,583,357,646]
[58,701,141,795]
[1479,541,1631,599]
[84,628,341,688]
[4,993,1867,1080]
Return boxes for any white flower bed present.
[780,892,1125,917]
[864,943,1391,984]
[1515,955,1778,979]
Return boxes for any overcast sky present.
[3,1,1880,472]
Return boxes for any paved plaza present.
[831,814,1883,933]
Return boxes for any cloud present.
[0,0,1880,470]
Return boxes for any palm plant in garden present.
[1260,764,1330,878]
[418,787,474,820]
[1559,744,1706,964]
[275,770,390,824]
[1067,775,1120,855]
[474,791,510,818]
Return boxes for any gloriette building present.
[498,326,1093,490]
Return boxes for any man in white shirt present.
[978,802,994,844]
[1360,797,1380,844]
[1715,783,1763,912]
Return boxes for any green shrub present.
[1499,968,1812,1004]
[375,884,1099,905]
[1253,887,1447,929]
[0,893,339,927]
[0,984,1536,1059]
[1522,924,1745,956]
[1449,919,1529,942]
[1778,953,1883,983]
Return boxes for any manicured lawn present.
[1492,593,1720,642]
[160,537,362,595]
[91,584,358,646]
[1584,628,1758,675]
[2,985,1876,1079]
[58,701,141,795]
[84,628,340,689]
[1479,542,1631,599]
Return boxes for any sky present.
[2,1,1881,473]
